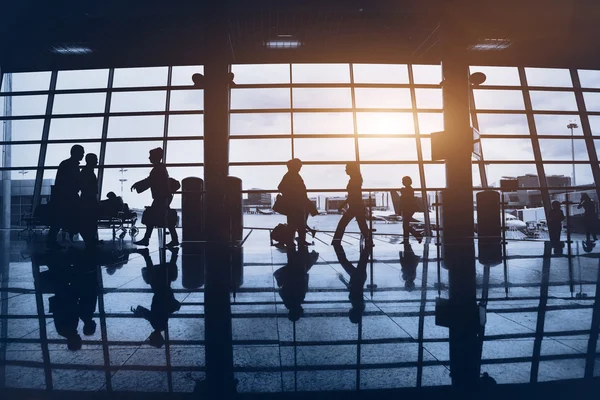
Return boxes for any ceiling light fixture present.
[470,39,511,51]
[51,45,93,55]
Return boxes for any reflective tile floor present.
[1,226,600,396]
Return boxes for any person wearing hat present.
[131,147,179,247]
[277,158,311,246]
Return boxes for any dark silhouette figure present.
[47,145,84,250]
[131,147,179,248]
[333,243,369,323]
[99,191,125,217]
[80,153,102,247]
[400,176,423,243]
[46,249,99,350]
[400,242,420,291]
[332,162,372,246]
[547,200,565,246]
[277,158,311,247]
[131,248,180,348]
[578,193,598,241]
[273,247,319,321]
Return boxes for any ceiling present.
[2,0,600,72]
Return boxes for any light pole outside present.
[119,168,128,198]
[567,121,578,187]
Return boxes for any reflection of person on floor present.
[131,147,179,248]
[400,242,420,291]
[131,248,180,348]
[80,153,102,247]
[333,243,369,323]
[332,162,373,247]
[400,176,423,243]
[99,191,124,217]
[47,145,85,250]
[548,200,565,247]
[274,247,319,321]
[578,193,598,242]
[277,158,312,247]
[47,249,99,350]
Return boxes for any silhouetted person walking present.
[333,243,369,323]
[332,162,372,246]
[47,145,84,250]
[131,148,179,248]
[278,158,311,247]
[548,200,565,246]
[578,193,598,241]
[80,153,101,246]
[400,176,423,243]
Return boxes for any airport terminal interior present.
[1,1,600,398]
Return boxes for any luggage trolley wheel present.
[131,227,139,237]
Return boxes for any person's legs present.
[403,211,422,242]
[585,220,592,241]
[354,211,372,245]
[333,211,354,241]
[135,224,154,246]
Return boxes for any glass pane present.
[101,167,152,209]
[412,65,441,84]
[544,164,594,186]
[294,138,355,161]
[165,140,203,163]
[56,69,109,89]
[476,114,529,135]
[292,88,351,108]
[52,93,106,114]
[353,64,409,84]
[230,88,290,110]
[45,142,101,167]
[167,166,204,208]
[534,114,582,135]
[418,113,443,134]
[108,115,164,138]
[1,72,51,92]
[230,113,290,135]
[480,138,534,160]
[301,165,349,189]
[469,66,520,86]
[8,168,38,181]
[589,116,600,136]
[3,144,41,168]
[529,91,578,111]
[525,68,572,87]
[292,64,350,83]
[170,89,203,111]
[473,90,525,110]
[49,117,104,140]
[361,164,420,189]
[110,91,167,112]
[168,114,203,137]
[171,65,203,86]
[356,112,414,134]
[424,164,446,188]
[358,138,418,161]
[104,141,163,165]
[485,164,538,188]
[415,88,443,109]
[113,67,168,87]
[229,165,287,190]
[539,139,589,161]
[230,139,291,162]
[421,138,432,160]
[0,95,48,116]
[583,92,600,112]
[354,88,411,108]
[472,164,482,188]
[578,70,600,89]
[4,119,44,141]
[293,112,353,134]
[232,64,289,84]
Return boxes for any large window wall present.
[2,64,600,224]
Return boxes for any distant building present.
[325,195,376,213]
[243,188,272,213]
[0,179,53,227]
[499,174,571,209]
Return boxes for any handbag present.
[273,194,289,215]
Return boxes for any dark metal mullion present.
[32,71,57,211]
[289,64,294,158]
[518,67,551,216]
[416,240,430,387]
[408,64,431,233]
[469,84,488,188]
[97,68,114,198]
[162,67,173,162]
[96,264,112,390]
[570,69,600,204]
[349,63,360,163]
[31,260,53,390]
[529,242,552,383]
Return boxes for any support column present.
[1,70,11,229]
[203,3,231,244]
[440,15,479,388]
